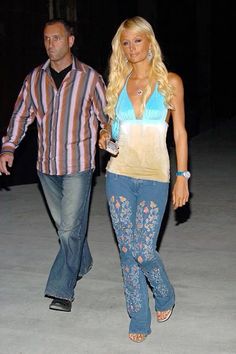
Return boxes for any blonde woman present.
[99,16,190,342]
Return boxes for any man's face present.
[44,22,74,63]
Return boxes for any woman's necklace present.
[136,88,143,96]
[129,72,149,96]
[135,78,149,96]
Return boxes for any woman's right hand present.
[98,129,110,150]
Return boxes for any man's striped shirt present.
[1,57,108,175]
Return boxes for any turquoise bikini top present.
[111,78,168,141]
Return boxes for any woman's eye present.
[135,39,142,44]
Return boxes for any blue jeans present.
[38,170,93,301]
[106,172,175,335]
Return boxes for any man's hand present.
[0,153,14,175]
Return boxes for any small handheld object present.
[106,140,119,156]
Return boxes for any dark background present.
[0,0,235,186]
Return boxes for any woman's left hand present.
[172,177,189,209]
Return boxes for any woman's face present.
[120,29,150,64]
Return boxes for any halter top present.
[106,78,170,182]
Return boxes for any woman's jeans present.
[106,172,175,334]
[38,170,93,301]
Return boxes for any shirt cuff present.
[0,144,16,155]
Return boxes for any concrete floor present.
[0,118,236,354]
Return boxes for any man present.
[0,19,108,312]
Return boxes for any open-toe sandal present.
[128,333,147,343]
[156,306,174,323]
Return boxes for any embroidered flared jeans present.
[106,172,175,335]
[38,170,93,301]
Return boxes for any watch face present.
[183,171,191,179]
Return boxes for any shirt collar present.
[42,55,84,73]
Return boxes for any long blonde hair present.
[105,16,174,119]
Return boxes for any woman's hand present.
[98,129,110,150]
[172,176,189,209]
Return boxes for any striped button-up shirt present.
[1,57,108,175]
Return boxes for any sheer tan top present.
[106,79,170,182]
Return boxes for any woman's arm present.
[168,72,190,209]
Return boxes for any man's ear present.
[69,35,75,48]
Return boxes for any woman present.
[99,16,190,342]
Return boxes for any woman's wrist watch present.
[176,171,191,179]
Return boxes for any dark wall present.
[0,0,235,186]
[0,1,48,187]
[0,1,48,132]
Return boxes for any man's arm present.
[0,74,36,175]
[93,74,109,128]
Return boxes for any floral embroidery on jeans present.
[133,200,160,261]
[122,264,142,313]
[108,196,133,250]
[144,267,169,298]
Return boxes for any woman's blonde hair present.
[105,16,174,119]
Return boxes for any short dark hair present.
[44,18,74,36]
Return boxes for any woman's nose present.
[129,42,135,51]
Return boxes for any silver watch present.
[176,171,191,179]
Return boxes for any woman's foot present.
[156,307,174,322]
[128,333,147,343]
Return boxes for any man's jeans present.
[38,170,93,301]
[106,172,175,335]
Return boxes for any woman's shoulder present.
[167,72,184,90]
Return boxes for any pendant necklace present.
[131,73,149,96]
[136,88,143,96]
